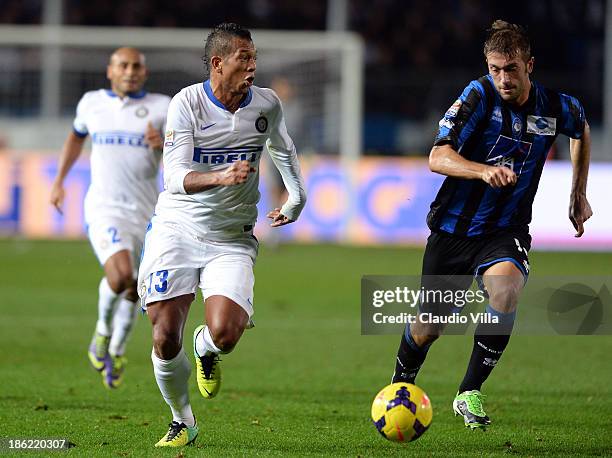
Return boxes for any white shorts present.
[137,220,258,317]
[87,217,148,268]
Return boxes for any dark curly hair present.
[203,23,252,77]
[483,20,531,61]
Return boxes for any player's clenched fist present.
[266,207,294,227]
[144,121,163,151]
[482,165,517,188]
[218,160,256,185]
[50,182,65,214]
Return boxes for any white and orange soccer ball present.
[371,382,433,442]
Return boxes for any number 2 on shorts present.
[107,227,121,243]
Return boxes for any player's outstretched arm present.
[429,144,517,188]
[50,131,86,214]
[569,121,593,237]
[182,161,256,194]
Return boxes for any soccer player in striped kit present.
[392,20,593,429]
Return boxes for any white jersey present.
[156,80,306,239]
[73,89,171,224]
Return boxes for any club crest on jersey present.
[526,115,556,135]
[136,106,149,118]
[512,118,522,134]
[255,115,268,133]
[445,99,462,118]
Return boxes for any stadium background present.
[1,1,611,456]
[1,0,611,249]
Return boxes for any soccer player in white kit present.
[50,47,170,389]
[138,23,307,447]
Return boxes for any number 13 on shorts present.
[148,270,169,294]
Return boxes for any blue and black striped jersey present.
[427,74,586,237]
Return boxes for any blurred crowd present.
[353,0,604,118]
[0,0,606,152]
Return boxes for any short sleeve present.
[72,93,90,137]
[558,93,586,139]
[434,80,488,154]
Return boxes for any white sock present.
[108,298,138,356]
[195,325,222,357]
[95,277,119,336]
[151,349,195,427]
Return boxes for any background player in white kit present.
[138,23,307,447]
[50,47,170,389]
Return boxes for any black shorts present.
[418,229,531,314]
[422,229,531,277]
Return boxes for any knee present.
[488,283,521,312]
[107,270,135,294]
[410,321,442,347]
[152,324,182,360]
[124,285,139,303]
[411,330,440,348]
[208,322,245,353]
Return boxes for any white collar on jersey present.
[203,79,253,111]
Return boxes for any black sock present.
[392,326,430,383]
[458,306,515,393]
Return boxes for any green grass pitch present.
[0,239,611,457]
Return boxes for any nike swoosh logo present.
[201,123,216,131]
[204,388,212,396]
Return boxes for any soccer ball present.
[371,382,433,442]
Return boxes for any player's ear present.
[526,56,534,74]
[211,56,223,74]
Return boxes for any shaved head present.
[110,47,145,66]
[107,47,148,97]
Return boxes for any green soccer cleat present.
[88,332,110,372]
[102,354,127,389]
[193,325,222,399]
[155,420,199,447]
[453,390,491,430]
